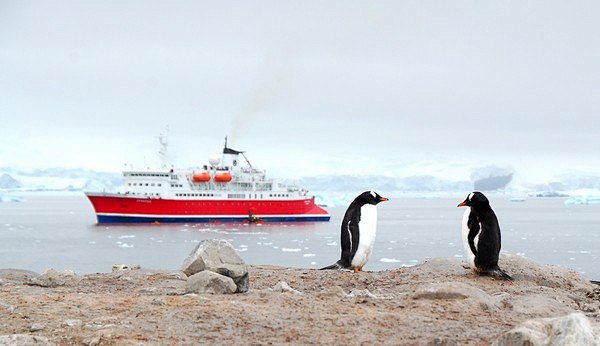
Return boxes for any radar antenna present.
[241,152,254,169]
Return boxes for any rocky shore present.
[1,244,600,345]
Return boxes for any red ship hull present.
[86,193,331,223]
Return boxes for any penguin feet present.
[488,268,513,281]
[353,266,363,273]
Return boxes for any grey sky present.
[1,1,598,180]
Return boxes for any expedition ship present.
[85,135,330,224]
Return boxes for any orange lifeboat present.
[192,172,211,183]
[214,172,232,183]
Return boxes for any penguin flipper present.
[591,280,600,285]
[487,267,513,281]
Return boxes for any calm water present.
[0,195,598,280]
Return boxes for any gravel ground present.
[1,254,599,345]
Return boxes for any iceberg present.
[0,193,24,202]
[565,196,600,205]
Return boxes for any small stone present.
[64,319,82,327]
[272,281,303,295]
[347,289,377,299]
[1,301,15,313]
[111,264,141,272]
[83,336,101,346]
[29,323,45,332]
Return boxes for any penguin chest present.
[461,208,480,269]
[351,204,378,268]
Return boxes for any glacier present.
[2,165,600,206]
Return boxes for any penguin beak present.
[379,197,389,202]
[457,201,468,207]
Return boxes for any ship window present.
[151,183,155,186]
[158,184,161,187]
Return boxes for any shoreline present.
[2,254,600,345]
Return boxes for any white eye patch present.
[468,192,474,200]
[370,191,376,198]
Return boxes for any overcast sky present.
[1,1,598,180]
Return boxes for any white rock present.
[347,289,378,299]
[181,239,249,293]
[186,271,237,295]
[272,281,303,295]
[493,313,600,346]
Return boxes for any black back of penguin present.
[458,192,512,280]
[321,191,388,270]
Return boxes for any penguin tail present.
[488,267,513,281]
[591,280,600,285]
[320,260,348,270]
[320,263,342,270]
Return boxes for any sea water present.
[0,195,598,280]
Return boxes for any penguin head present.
[457,191,489,207]
[358,191,389,205]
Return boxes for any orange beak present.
[379,197,389,202]
[457,201,467,207]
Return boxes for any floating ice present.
[379,258,401,263]
[118,235,136,239]
[119,243,134,248]
[282,248,302,252]
[303,253,316,257]
[565,196,600,205]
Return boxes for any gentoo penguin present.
[458,192,512,280]
[321,191,388,272]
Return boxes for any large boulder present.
[181,239,248,293]
[186,271,237,294]
[493,313,600,346]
